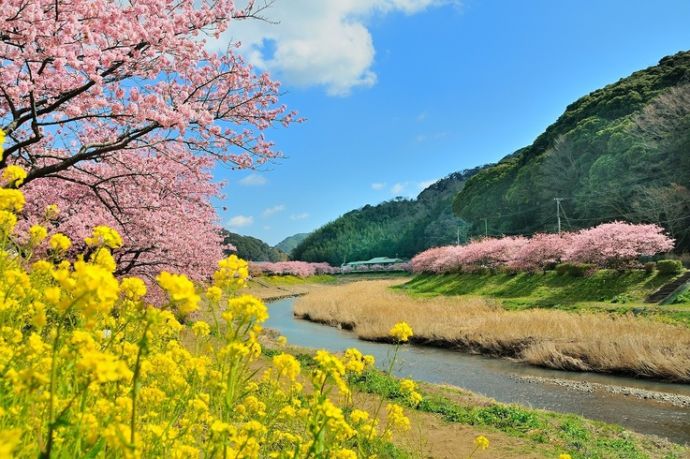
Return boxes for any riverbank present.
[259,337,688,458]
[401,271,690,326]
[293,280,690,381]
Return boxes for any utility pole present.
[456,226,460,245]
[482,218,488,237]
[554,198,564,234]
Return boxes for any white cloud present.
[227,215,254,228]
[391,182,406,195]
[238,173,267,186]
[418,179,438,190]
[262,204,286,217]
[290,212,310,221]
[213,1,451,95]
[416,111,428,122]
[371,182,386,190]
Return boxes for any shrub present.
[657,259,684,275]
[556,263,597,277]
[644,262,656,274]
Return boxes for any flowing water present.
[265,297,690,445]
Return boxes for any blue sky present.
[212,0,690,245]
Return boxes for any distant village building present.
[341,257,406,269]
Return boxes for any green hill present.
[453,50,690,250]
[222,230,285,262]
[291,168,483,265]
[275,233,311,255]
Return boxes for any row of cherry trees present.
[249,261,339,277]
[1,0,293,281]
[411,222,675,274]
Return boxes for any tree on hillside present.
[0,0,294,279]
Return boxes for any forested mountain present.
[291,168,484,265]
[222,230,286,262]
[275,233,311,255]
[453,50,690,251]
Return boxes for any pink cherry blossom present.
[411,222,674,274]
[1,0,297,280]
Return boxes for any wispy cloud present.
[262,204,286,218]
[416,111,428,122]
[227,215,254,228]
[391,182,407,195]
[238,174,267,186]
[371,182,386,191]
[290,212,310,221]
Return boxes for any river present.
[265,297,690,445]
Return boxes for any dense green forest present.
[291,168,483,265]
[222,230,286,262]
[454,50,690,251]
[275,233,311,255]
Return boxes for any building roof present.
[343,257,405,266]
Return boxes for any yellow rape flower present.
[29,224,48,243]
[85,225,123,249]
[225,294,268,324]
[273,353,301,380]
[350,409,369,424]
[0,429,21,457]
[90,247,116,273]
[385,403,410,432]
[205,285,222,302]
[49,233,71,252]
[0,188,25,212]
[389,322,413,342]
[2,165,27,186]
[44,204,59,220]
[559,455,572,459]
[157,271,200,316]
[474,435,490,450]
[191,321,210,337]
[77,350,133,383]
[332,449,357,459]
[121,277,147,300]
[0,210,17,234]
[213,254,249,289]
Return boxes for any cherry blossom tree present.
[250,261,338,277]
[508,233,569,272]
[0,0,295,278]
[564,221,675,268]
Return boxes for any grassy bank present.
[262,346,687,459]
[293,281,690,381]
[400,271,690,326]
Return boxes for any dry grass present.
[294,280,690,381]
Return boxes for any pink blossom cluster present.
[1,0,297,283]
[250,262,338,277]
[411,222,675,274]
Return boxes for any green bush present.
[657,259,683,275]
[555,263,597,277]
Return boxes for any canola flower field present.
[0,157,424,458]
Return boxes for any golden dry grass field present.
[294,280,690,381]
